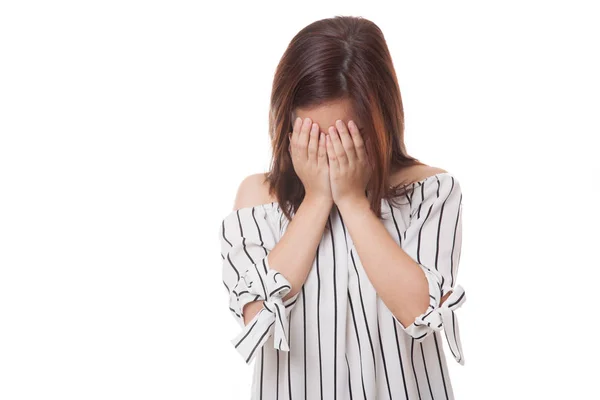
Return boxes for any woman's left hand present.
[325,119,372,208]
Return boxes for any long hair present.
[265,15,425,226]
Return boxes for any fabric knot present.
[231,267,292,364]
[418,284,466,365]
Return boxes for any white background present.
[1,1,599,399]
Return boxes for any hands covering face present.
[288,117,372,207]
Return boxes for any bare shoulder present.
[232,173,277,211]
[390,164,448,186]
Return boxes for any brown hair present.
[265,15,425,226]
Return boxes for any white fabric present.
[220,172,466,399]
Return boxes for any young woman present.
[219,15,466,400]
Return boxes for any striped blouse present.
[219,172,466,400]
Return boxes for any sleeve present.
[219,204,300,365]
[393,173,466,365]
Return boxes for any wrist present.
[303,193,334,210]
[336,194,370,214]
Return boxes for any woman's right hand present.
[288,117,332,202]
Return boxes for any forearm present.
[274,194,333,299]
[337,196,429,327]
[242,194,333,325]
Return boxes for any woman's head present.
[266,15,423,221]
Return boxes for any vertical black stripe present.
[433,332,450,400]
[388,193,414,400]
[416,197,434,267]
[376,319,392,399]
[288,307,293,400]
[411,339,421,400]
[302,285,307,400]
[417,182,425,219]
[345,354,354,400]
[420,342,433,398]
[328,216,338,400]
[348,290,368,400]
[276,348,280,400]
[450,193,462,287]
[433,176,454,273]
[433,176,444,272]
[404,186,412,208]
[260,346,265,400]
[336,206,349,251]
[221,219,232,247]
[349,250,377,377]
[387,198,403,246]
[316,244,323,400]
[223,215,240,280]
[392,317,410,399]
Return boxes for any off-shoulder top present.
[219,172,466,399]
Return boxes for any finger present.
[325,134,339,171]
[335,120,357,163]
[317,132,328,168]
[307,122,319,162]
[328,125,348,167]
[347,120,367,163]
[290,117,302,158]
[298,117,312,158]
[291,116,302,147]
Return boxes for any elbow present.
[392,265,438,339]
[393,298,435,341]
[394,292,430,331]
[414,263,433,316]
